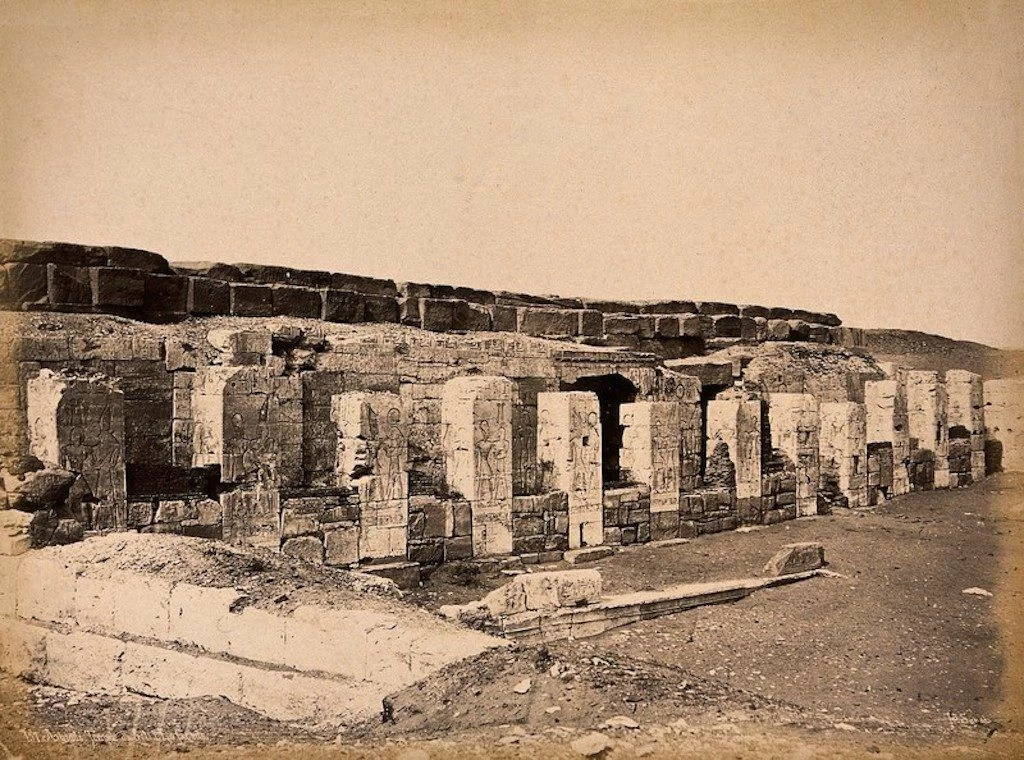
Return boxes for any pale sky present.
[2,0,1022,347]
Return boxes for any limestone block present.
[168,582,245,654]
[0,555,21,617]
[537,391,603,549]
[26,369,127,527]
[16,553,76,623]
[0,618,47,679]
[764,542,825,576]
[73,574,118,633]
[324,525,360,566]
[220,488,280,544]
[441,377,515,556]
[818,402,868,509]
[237,666,375,724]
[480,569,602,617]
[282,605,384,679]
[768,394,820,515]
[619,402,681,514]
[42,630,125,695]
[706,397,762,499]
[121,642,243,701]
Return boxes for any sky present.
[2,0,1021,347]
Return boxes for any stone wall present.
[0,238,1003,573]
[1,239,851,359]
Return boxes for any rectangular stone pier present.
[333,391,409,561]
[864,375,911,498]
[906,371,949,489]
[767,393,819,516]
[819,401,868,508]
[945,370,985,482]
[441,377,515,556]
[537,391,603,549]
[619,401,681,515]
[706,396,762,500]
[192,366,303,487]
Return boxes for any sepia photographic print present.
[1,1,1022,758]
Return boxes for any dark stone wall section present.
[1,239,855,353]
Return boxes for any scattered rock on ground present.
[962,587,992,597]
[571,731,614,756]
[763,541,825,576]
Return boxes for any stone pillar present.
[767,393,819,516]
[983,378,1024,473]
[946,370,985,482]
[619,401,681,514]
[665,373,703,493]
[706,396,762,500]
[333,391,409,561]
[864,376,911,496]
[907,371,949,488]
[537,391,603,549]
[819,402,868,508]
[441,377,514,556]
[192,366,303,487]
[26,369,127,529]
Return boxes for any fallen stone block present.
[121,642,244,701]
[563,546,615,564]
[168,582,245,654]
[763,542,825,576]
[16,553,77,623]
[357,561,420,590]
[42,629,125,695]
[0,617,47,679]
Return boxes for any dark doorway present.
[560,374,638,485]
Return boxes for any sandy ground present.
[0,474,1021,758]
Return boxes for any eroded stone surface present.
[764,542,825,576]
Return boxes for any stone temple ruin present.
[1,238,1022,580]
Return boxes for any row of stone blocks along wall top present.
[4,354,1012,581]
[0,239,855,353]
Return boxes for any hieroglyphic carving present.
[27,369,127,528]
[441,376,515,556]
[332,391,408,560]
[192,366,303,487]
[706,397,762,500]
[537,391,603,548]
[620,401,681,513]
